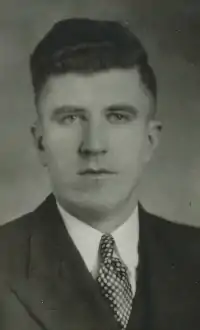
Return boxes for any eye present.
[107,113,131,124]
[59,114,79,125]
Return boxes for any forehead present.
[37,68,153,113]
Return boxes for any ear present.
[31,120,47,167]
[145,120,162,162]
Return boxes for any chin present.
[59,189,118,213]
[74,194,115,210]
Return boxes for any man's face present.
[34,68,160,215]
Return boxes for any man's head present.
[30,18,161,224]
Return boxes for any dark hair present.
[30,18,157,104]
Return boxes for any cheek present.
[43,126,80,166]
[109,125,148,167]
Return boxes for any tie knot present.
[99,234,115,261]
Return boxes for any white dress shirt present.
[57,202,139,297]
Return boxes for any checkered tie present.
[97,234,133,329]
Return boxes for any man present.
[0,18,199,330]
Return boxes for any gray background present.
[1,0,200,226]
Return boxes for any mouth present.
[78,168,117,177]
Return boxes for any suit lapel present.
[126,207,150,330]
[10,195,119,330]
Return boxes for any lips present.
[78,169,116,175]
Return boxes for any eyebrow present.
[106,104,139,114]
[51,106,85,119]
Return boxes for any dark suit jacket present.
[0,194,200,330]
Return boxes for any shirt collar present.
[56,202,139,274]
[57,202,102,272]
[112,207,139,270]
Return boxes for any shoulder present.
[0,194,54,241]
[0,196,51,279]
[150,210,200,243]
[141,206,200,266]
[146,209,200,237]
[0,212,34,247]
[0,212,33,281]
[0,208,38,244]
[0,193,57,254]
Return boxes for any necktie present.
[97,234,133,330]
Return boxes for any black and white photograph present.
[0,1,200,329]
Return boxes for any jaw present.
[54,178,139,233]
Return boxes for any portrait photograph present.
[0,1,200,329]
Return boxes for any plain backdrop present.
[1,0,200,226]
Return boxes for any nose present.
[78,121,108,157]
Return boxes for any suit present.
[0,194,200,330]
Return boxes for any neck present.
[56,193,138,234]
[92,198,138,233]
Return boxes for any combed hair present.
[30,18,157,104]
